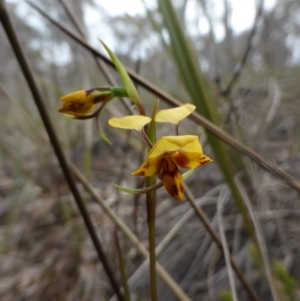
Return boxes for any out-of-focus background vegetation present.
[1,0,300,300]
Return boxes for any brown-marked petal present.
[172,152,212,169]
[59,90,97,116]
[160,158,184,201]
[131,157,162,177]
[161,171,184,201]
[58,101,94,116]
[155,103,196,124]
[59,88,116,117]
[108,115,151,131]
[198,155,213,166]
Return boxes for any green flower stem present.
[146,99,159,301]
[146,176,157,301]
[111,87,129,98]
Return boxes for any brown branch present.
[0,2,124,300]
[56,0,86,36]
[222,0,265,96]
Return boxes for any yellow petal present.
[198,155,213,166]
[172,153,212,169]
[148,135,202,159]
[131,156,162,176]
[60,90,89,104]
[155,104,196,124]
[161,158,184,201]
[59,90,96,116]
[58,101,94,116]
[108,115,151,131]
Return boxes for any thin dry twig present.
[207,246,221,301]
[184,187,259,301]
[217,188,238,301]
[235,177,280,301]
[24,0,300,195]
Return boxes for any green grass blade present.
[113,169,195,195]
[100,40,140,105]
[157,0,255,240]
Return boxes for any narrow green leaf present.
[148,99,159,144]
[99,131,112,145]
[95,100,112,145]
[158,0,256,240]
[113,169,195,195]
[62,113,76,119]
[99,40,140,105]
[114,182,162,195]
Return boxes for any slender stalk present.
[217,189,238,301]
[0,3,123,300]
[138,129,153,149]
[146,176,158,301]
[145,101,159,301]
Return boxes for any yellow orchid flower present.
[58,88,114,117]
[155,103,196,125]
[132,135,212,201]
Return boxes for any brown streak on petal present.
[86,88,97,96]
[60,102,83,112]
[180,183,184,194]
[86,87,100,96]
[174,153,189,168]
[199,159,210,166]
[172,184,178,196]
[86,86,112,96]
